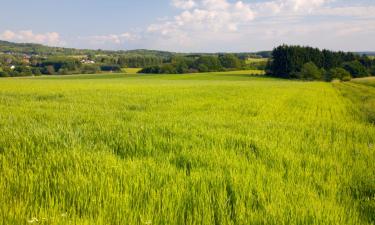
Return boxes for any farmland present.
[0,71,374,224]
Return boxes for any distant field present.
[122,68,142,74]
[246,58,268,63]
[352,76,375,88]
[0,72,374,224]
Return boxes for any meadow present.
[0,71,374,224]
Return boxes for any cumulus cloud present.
[148,0,255,37]
[0,30,64,46]
[81,32,139,45]
[76,0,375,51]
[2,0,373,52]
[140,0,375,52]
[172,0,196,9]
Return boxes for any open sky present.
[0,0,374,52]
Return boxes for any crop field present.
[245,58,268,64]
[122,68,143,74]
[0,72,374,224]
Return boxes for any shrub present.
[342,61,369,78]
[195,56,223,72]
[31,67,42,76]
[0,71,9,77]
[82,64,101,74]
[219,54,241,69]
[370,65,375,76]
[139,66,161,74]
[100,65,121,72]
[298,62,323,80]
[160,64,177,74]
[326,67,352,81]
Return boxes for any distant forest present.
[0,40,268,77]
[0,40,374,80]
[267,45,375,81]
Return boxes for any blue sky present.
[1,0,374,52]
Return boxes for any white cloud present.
[140,0,375,52]
[172,0,196,9]
[80,32,140,45]
[253,0,332,16]
[0,30,64,46]
[2,0,374,52]
[148,0,255,38]
[314,5,375,18]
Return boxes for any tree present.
[31,67,42,76]
[370,65,375,76]
[82,64,100,74]
[0,70,9,77]
[160,64,177,74]
[326,67,351,81]
[219,54,241,69]
[298,62,323,80]
[342,61,369,78]
[268,45,370,80]
[195,56,223,72]
[100,65,121,72]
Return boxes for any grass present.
[0,72,374,224]
[245,58,268,64]
[352,77,375,88]
[335,78,375,124]
[122,68,143,74]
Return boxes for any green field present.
[0,72,374,224]
[122,68,143,74]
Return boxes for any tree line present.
[267,45,375,81]
[139,54,246,74]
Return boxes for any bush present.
[326,67,352,81]
[82,64,101,74]
[342,61,369,78]
[13,66,32,76]
[195,56,223,72]
[100,65,121,72]
[298,62,323,80]
[31,67,42,76]
[160,64,177,74]
[370,65,375,76]
[139,66,161,74]
[219,54,241,69]
[0,71,9,77]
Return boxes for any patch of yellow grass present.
[122,68,142,74]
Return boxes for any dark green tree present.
[326,67,351,81]
[298,62,323,80]
[219,54,241,69]
[342,61,369,78]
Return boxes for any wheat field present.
[0,72,374,224]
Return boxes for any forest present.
[267,45,375,81]
[0,40,267,77]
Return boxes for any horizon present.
[2,39,375,55]
[0,0,375,52]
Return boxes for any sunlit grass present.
[0,73,374,224]
[122,68,142,74]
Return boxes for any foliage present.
[326,67,352,81]
[219,54,242,69]
[0,70,9,77]
[268,45,374,80]
[342,61,369,78]
[298,62,323,80]
[100,65,122,72]
[140,55,244,74]
[0,41,265,77]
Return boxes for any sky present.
[0,0,374,52]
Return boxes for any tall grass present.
[0,72,374,224]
